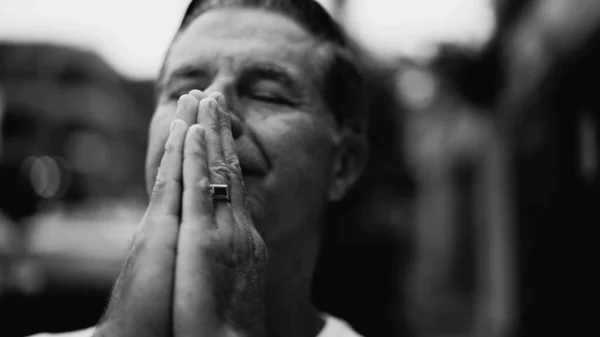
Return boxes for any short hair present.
[160,0,370,135]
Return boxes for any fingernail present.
[207,98,217,111]
[210,93,226,107]
[217,96,226,108]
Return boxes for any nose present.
[204,80,243,140]
[228,108,244,139]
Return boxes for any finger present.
[176,123,222,334]
[102,119,188,336]
[188,89,207,108]
[149,119,188,218]
[175,94,200,126]
[209,93,246,212]
[145,94,196,195]
[208,91,243,139]
[145,112,172,196]
[182,124,214,226]
[208,91,226,108]
[197,97,236,236]
[197,97,229,185]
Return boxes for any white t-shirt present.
[29,314,363,337]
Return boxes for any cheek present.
[250,114,335,241]
[255,113,335,182]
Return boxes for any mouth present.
[236,138,269,177]
[240,163,266,177]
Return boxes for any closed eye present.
[250,92,291,105]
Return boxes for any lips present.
[235,136,268,176]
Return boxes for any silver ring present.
[210,184,230,202]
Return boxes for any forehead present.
[164,7,325,80]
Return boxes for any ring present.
[210,184,230,202]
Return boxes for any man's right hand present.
[93,92,268,337]
[92,101,192,337]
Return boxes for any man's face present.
[147,8,340,243]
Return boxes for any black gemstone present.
[212,185,229,199]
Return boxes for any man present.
[33,0,370,336]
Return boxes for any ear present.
[328,130,369,201]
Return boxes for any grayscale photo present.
[0,0,596,336]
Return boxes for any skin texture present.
[97,7,367,337]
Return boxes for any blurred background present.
[0,0,598,336]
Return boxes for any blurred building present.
[0,41,152,337]
[0,42,150,221]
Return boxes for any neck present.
[263,233,325,337]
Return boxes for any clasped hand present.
[93,91,268,337]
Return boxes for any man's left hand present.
[173,92,268,337]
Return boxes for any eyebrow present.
[158,61,305,93]
[159,64,213,93]
[241,61,304,93]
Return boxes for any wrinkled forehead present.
[163,7,328,84]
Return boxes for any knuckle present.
[210,161,231,180]
[207,121,220,134]
[152,173,168,194]
[151,174,179,199]
[196,177,210,189]
[194,178,212,195]
[199,97,217,113]
[226,155,242,173]
[210,92,227,109]
[164,139,180,155]
[219,114,231,128]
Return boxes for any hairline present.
[157,6,333,89]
